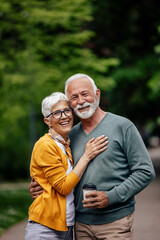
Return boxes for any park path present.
[0,219,28,240]
[0,147,160,240]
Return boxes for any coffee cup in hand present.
[82,183,97,200]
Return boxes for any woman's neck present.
[49,128,68,141]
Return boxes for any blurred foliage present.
[0,0,118,180]
[0,0,160,180]
[148,25,160,100]
[0,187,32,235]
[107,55,160,125]
[89,0,160,134]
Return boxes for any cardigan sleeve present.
[33,138,80,196]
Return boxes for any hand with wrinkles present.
[29,177,43,199]
[83,191,109,209]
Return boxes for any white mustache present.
[75,102,91,111]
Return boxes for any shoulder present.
[34,134,59,153]
[35,134,52,146]
[107,112,133,129]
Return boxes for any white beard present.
[73,97,99,119]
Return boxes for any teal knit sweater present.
[69,112,155,224]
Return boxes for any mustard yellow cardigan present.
[28,134,80,231]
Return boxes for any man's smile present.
[78,106,90,112]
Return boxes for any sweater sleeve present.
[33,139,80,196]
[106,124,155,206]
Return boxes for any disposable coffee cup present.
[82,183,97,200]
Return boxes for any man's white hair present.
[42,92,68,118]
[65,73,97,97]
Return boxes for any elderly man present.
[30,73,155,240]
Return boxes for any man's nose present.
[77,95,85,105]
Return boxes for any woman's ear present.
[44,117,51,128]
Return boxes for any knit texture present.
[69,112,155,224]
[29,134,79,231]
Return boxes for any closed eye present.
[70,96,77,100]
[82,93,88,96]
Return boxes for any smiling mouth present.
[78,106,89,112]
[59,121,70,126]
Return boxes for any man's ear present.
[96,89,101,101]
[44,117,51,128]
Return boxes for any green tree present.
[0,0,119,180]
[147,25,160,135]
[89,0,160,130]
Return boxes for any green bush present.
[0,187,32,236]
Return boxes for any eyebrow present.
[70,90,90,97]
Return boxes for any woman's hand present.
[83,135,109,162]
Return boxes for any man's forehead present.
[67,77,93,91]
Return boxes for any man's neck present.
[80,107,107,134]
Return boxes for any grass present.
[0,182,33,236]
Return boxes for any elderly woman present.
[25,92,108,240]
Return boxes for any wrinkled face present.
[44,100,73,139]
[66,78,100,119]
